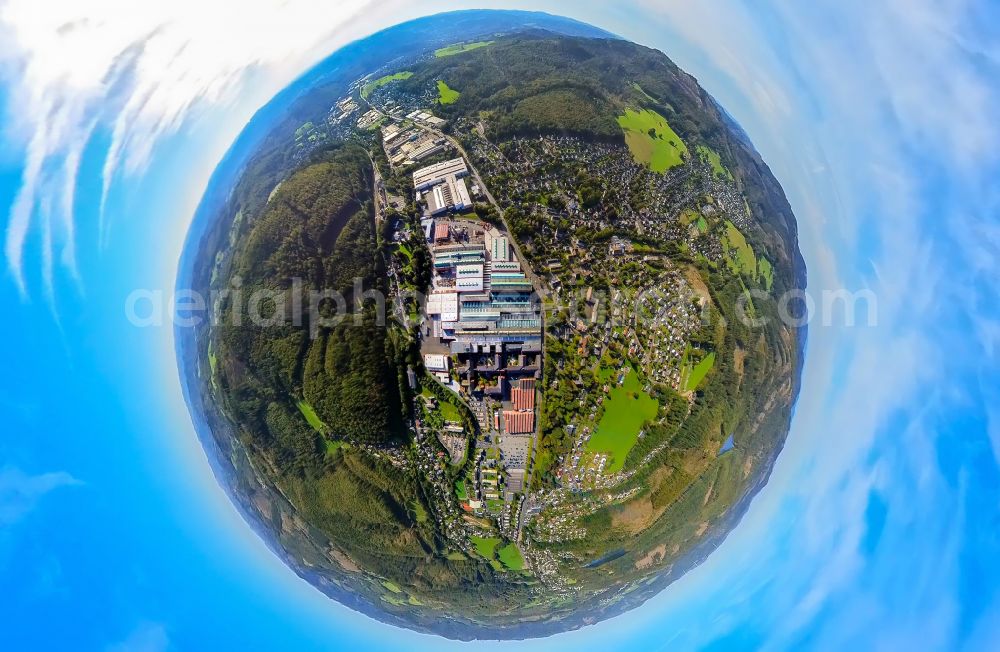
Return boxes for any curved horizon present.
[1,3,997,650]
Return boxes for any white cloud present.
[0,466,81,526]
[0,0,380,300]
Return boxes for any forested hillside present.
[216,145,405,470]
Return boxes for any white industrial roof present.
[423,354,448,372]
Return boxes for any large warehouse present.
[413,158,473,215]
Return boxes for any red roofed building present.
[503,410,535,434]
[511,378,536,411]
[434,222,450,243]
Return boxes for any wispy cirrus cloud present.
[0,0,380,302]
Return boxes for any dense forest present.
[217,145,406,451]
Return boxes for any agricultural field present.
[586,369,659,473]
[435,40,494,57]
[437,80,461,104]
[616,108,689,172]
[361,71,413,99]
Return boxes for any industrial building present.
[511,378,535,411]
[420,212,542,381]
[485,227,510,262]
[414,160,542,484]
[382,122,448,166]
[413,158,473,215]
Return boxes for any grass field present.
[617,108,689,173]
[439,400,461,422]
[437,80,460,104]
[455,479,468,501]
[361,71,413,99]
[630,81,658,103]
[381,580,402,594]
[471,535,501,560]
[696,144,733,180]
[679,208,700,226]
[297,401,327,432]
[758,257,774,290]
[722,220,757,278]
[396,242,414,262]
[696,216,708,233]
[586,367,659,473]
[324,439,348,457]
[684,352,716,392]
[435,41,494,57]
[497,543,525,570]
[411,500,428,523]
[739,276,757,318]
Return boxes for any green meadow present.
[361,71,413,99]
[471,535,501,559]
[723,220,757,278]
[586,368,659,473]
[437,80,461,104]
[435,41,494,57]
[497,543,525,571]
[617,108,689,172]
[297,400,327,432]
[696,144,733,180]
[439,399,461,422]
[684,352,716,392]
[758,257,774,290]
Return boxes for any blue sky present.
[1,1,999,650]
